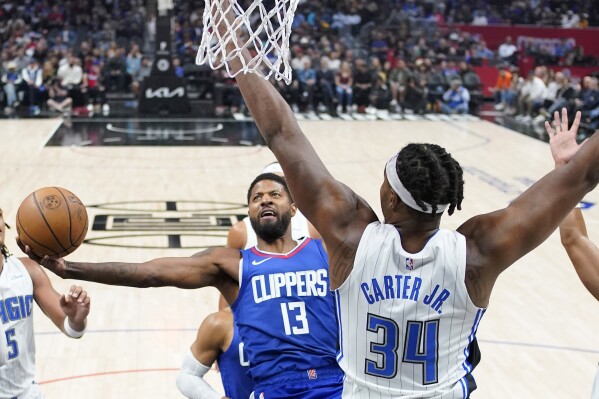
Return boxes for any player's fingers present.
[63,291,71,303]
[71,286,83,298]
[60,294,68,307]
[561,107,568,133]
[552,111,560,134]
[77,291,87,303]
[571,111,582,132]
[544,121,554,136]
[83,297,91,307]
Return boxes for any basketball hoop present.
[196,0,299,84]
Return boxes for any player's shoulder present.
[192,246,241,261]
[226,219,248,250]
[13,256,47,287]
[16,256,41,275]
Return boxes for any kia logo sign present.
[145,87,185,99]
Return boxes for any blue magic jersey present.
[231,238,341,385]
[218,321,254,399]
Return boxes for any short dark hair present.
[395,143,464,216]
[247,173,293,204]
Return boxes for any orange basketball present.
[16,187,88,258]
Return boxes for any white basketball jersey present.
[336,222,485,398]
[0,255,36,398]
[242,210,311,249]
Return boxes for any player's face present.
[248,180,295,242]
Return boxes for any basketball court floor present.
[0,115,597,398]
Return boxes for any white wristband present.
[64,317,86,338]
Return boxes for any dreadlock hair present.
[1,222,10,258]
[247,173,293,204]
[395,143,464,216]
[1,244,9,258]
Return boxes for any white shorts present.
[17,382,44,399]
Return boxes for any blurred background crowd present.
[0,0,598,131]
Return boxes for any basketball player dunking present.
[0,207,90,399]
[545,113,599,398]
[20,174,343,399]
[214,12,599,394]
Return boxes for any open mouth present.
[260,209,277,220]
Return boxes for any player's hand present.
[60,285,91,325]
[545,108,583,167]
[15,236,68,277]
[214,0,240,39]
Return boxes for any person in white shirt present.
[56,56,83,88]
[498,36,518,64]
[516,67,547,122]
[56,55,83,106]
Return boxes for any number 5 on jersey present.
[4,328,19,360]
[280,301,310,335]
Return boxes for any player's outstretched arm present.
[177,311,230,399]
[17,238,240,302]
[458,109,599,305]
[21,258,90,337]
[559,208,599,300]
[213,2,377,285]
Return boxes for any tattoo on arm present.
[465,266,489,306]
[329,242,357,288]
[65,261,160,287]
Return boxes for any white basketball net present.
[196,0,299,84]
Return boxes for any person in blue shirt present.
[440,78,470,115]
[21,173,343,399]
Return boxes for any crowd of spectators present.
[490,63,599,132]
[0,0,148,115]
[0,0,598,117]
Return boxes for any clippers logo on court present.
[85,200,247,250]
[406,257,414,270]
[43,195,61,209]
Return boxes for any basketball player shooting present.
[212,7,599,394]
[0,207,90,399]
[18,174,344,398]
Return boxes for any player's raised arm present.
[17,239,241,303]
[212,3,377,278]
[458,109,599,306]
[559,207,599,300]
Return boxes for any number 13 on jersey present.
[280,301,310,335]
